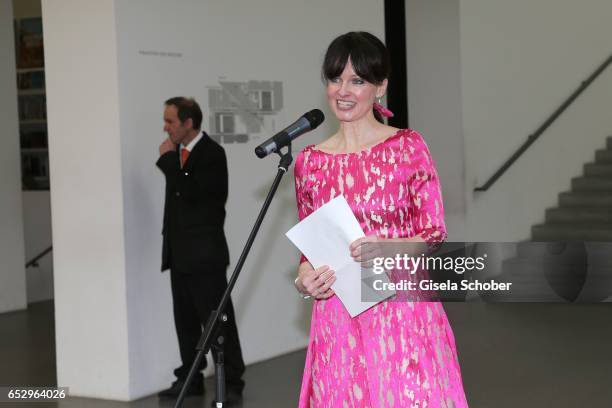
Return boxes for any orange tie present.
[181,148,190,167]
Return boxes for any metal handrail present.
[25,245,52,268]
[475,53,612,192]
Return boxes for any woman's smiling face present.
[326,59,386,123]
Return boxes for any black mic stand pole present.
[174,144,293,408]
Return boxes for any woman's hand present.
[350,236,430,265]
[295,264,336,300]
[350,236,385,267]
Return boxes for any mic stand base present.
[212,340,225,407]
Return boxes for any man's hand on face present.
[159,137,176,156]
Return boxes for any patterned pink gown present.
[294,129,468,407]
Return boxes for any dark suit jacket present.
[156,132,230,273]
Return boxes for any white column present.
[42,0,135,399]
[0,0,28,313]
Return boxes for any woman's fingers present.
[301,265,337,299]
[316,269,334,283]
[314,276,336,299]
[350,236,378,253]
[304,267,335,296]
[349,237,366,252]
[352,241,383,263]
[315,288,335,300]
[350,238,368,256]
[315,265,330,277]
[318,275,335,292]
[350,237,384,258]
[302,265,328,285]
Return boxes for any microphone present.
[255,109,324,158]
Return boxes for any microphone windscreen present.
[304,109,325,129]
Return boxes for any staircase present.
[532,136,612,241]
[480,137,612,302]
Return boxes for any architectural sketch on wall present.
[208,80,283,144]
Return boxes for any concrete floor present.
[1,301,611,407]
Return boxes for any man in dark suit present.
[156,97,245,400]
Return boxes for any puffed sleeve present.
[408,131,447,249]
[294,148,314,264]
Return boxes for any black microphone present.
[255,109,324,158]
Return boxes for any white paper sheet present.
[286,195,395,317]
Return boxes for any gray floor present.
[1,301,611,407]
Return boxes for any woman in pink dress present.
[293,32,468,407]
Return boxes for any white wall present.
[0,0,28,314]
[461,0,612,240]
[405,0,466,240]
[44,0,383,400]
[43,0,131,399]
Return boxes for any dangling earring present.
[373,96,394,118]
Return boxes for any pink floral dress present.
[294,129,468,407]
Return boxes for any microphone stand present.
[174,143,293,408]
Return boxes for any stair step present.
[532,223,612,241]
[595,149,612,164]
[516,241,589,258]
[472,258,569,302]
[546,207,612,223]
[572,177,612,191]
[559,192,612,207]
[584,163,612,177]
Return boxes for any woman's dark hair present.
[322,32,390,123]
